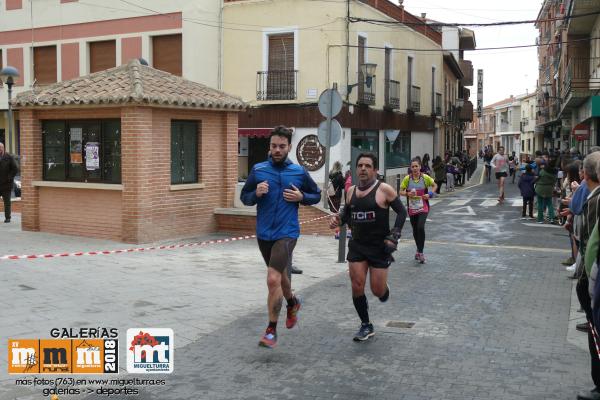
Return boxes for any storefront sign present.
[573,123,590,141]
[477,69,483,118]
[296,135,325,171]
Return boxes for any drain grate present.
[386,321,415,329]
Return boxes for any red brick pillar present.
[222,112,238,208]
[121,106,154,243]
[19,109,42,231]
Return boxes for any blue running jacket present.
[240,157,321,241]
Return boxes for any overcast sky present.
[402,0,540,106]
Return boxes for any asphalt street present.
[0,167,591,400]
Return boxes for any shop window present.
[385,131,411,169]
[171,120,198,184]
[42,120,121,183]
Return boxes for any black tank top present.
[349,182,390,246]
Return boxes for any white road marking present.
[479,199,499,207]
[448,199,470,206]
[441,206,476,216]
[429,199,442,206]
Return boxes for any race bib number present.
[409,196,424,211]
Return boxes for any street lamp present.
[347,63,377,94]
[0,66,20,152]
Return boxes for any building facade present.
[519,92,540,159]
[0,0,224,156]
[536,0,600,154]
[223,0,475,184]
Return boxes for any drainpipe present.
[218,0,224,90]
[345,0,350,101]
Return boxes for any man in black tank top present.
[330,153,407,342]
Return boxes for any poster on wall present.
[85,142,100,171]
[70,128,83,164]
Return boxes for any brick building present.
[14,59,245,243]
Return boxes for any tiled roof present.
[13,59,246,111]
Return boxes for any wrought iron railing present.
[357,72,376,105]
[408,85,420,112]
[256,70,298,101]
[435,92,442,116]
[385,79,400,109]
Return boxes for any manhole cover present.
[386,321,415,329]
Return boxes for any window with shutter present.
[89,40,116,73]
[153,34,182,76]
[267,33,295,100]
[34,46,57,84]
[171,121,198,184]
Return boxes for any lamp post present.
[0,66,20,151]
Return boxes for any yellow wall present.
[223,0,443,114]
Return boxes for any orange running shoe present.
[258,327,277,349]
[286,296,302,329]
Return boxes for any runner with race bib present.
[399,158,437,264]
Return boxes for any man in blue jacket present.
[240,126,321,349]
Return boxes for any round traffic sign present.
[318,89,343,118]
[317,119,342,147]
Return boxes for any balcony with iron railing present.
[434,92,442,116]
[408,85,420,113]
[256,70,298,101]
[357,72,376,105]
[385,79,400,109]
[499,122,510,132]
[563,57,600,103]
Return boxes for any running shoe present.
[566,263,576,273]
[286,296,302,329]
[414,252,420,260]
[353,323,375,342]
[258,327,277,348]
[417,253,426,264]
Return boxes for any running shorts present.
[495,172,508,179]
[347,239,393,269]
[257,238,297,273]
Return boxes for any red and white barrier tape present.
[0,214,331,261]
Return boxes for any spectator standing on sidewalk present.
[483,149,493,183]
[575,151,600,400]
[432,156,446,195]
[240,126,321,349]
[327,161,344,213]
[535,158,558,224]
[421,153,432,175]
[518,165,536,219]
[0,143,18,223]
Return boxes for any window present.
[385,131,411,169]
[42,120,121,183]
[171,120,198,184]
[89,40,116,73]
[152,34,182,76]
[266,33,295,100]
[33,46,57,84]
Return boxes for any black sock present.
[286,296,297,307]
[379,288,390,303]
[268,321,277,331]
[353,295,369,324]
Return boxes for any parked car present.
[13,175,21,198]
